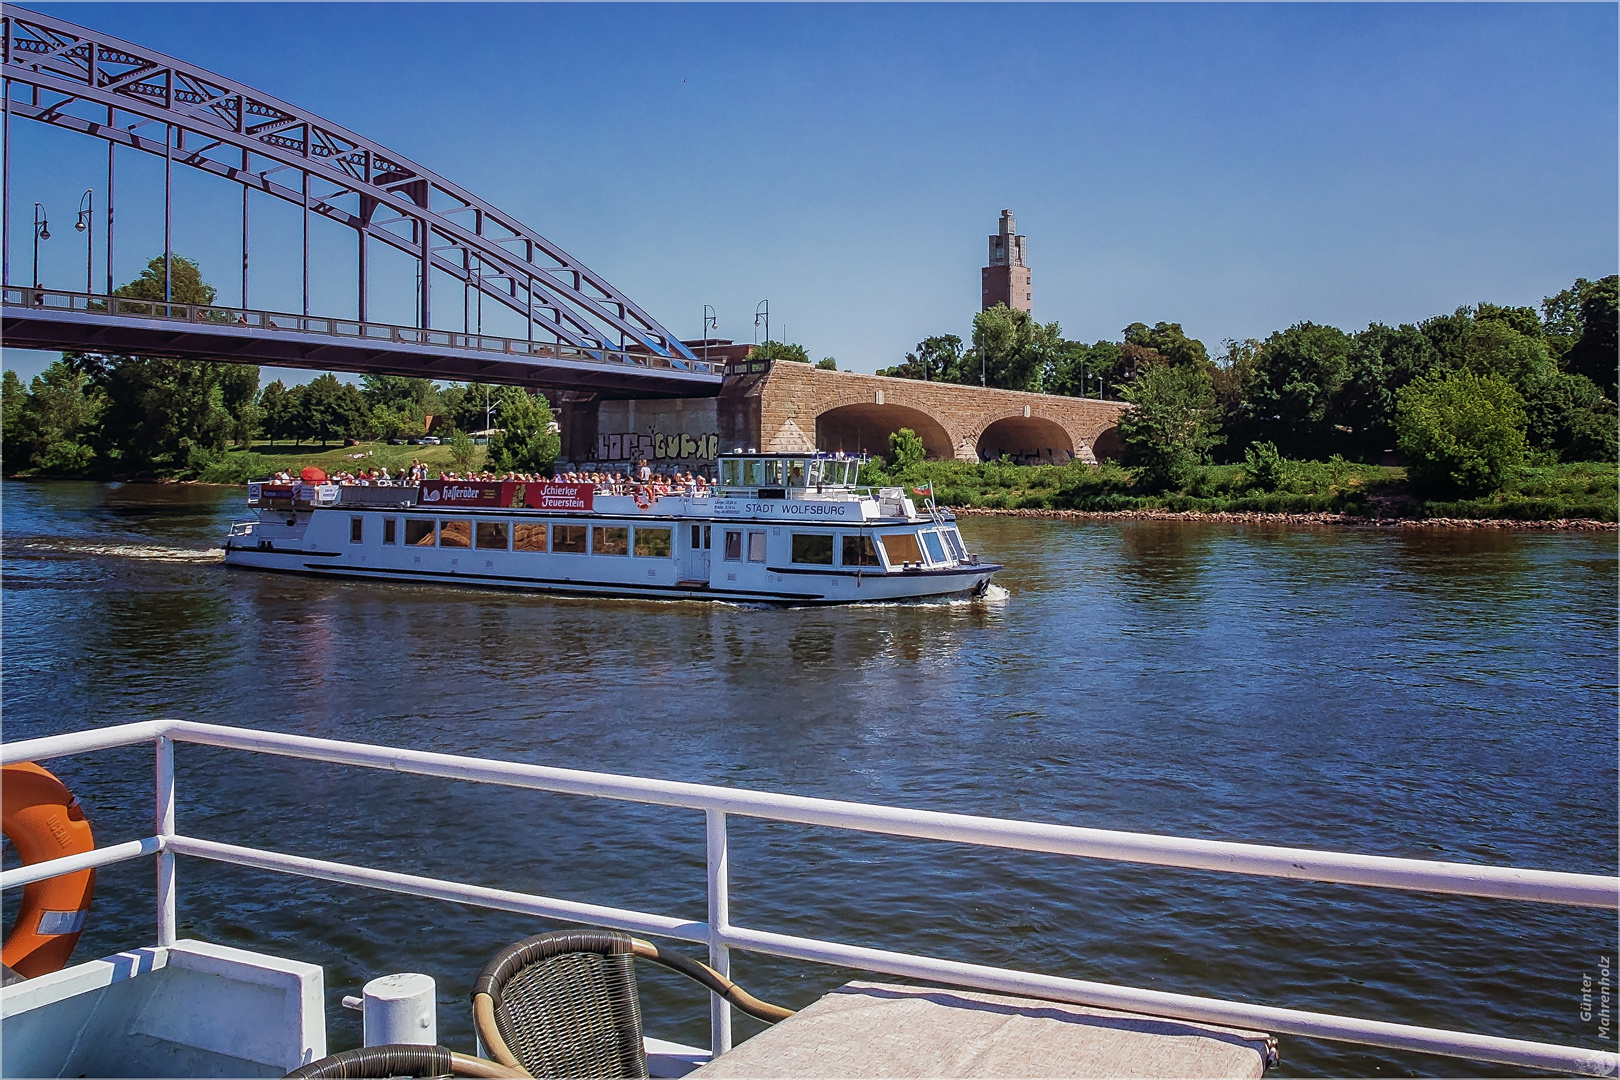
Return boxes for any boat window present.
[806,460,823,486]
[842,534,881,567]
[764,460,785,485]
[405,519,435,546]
[787,459,807,487]
[723,530,743,561]
[349,517,364,544]
[383,518,397,545]
[791,533,834,565]
[635,527,672,558]
[514,523,547,552]
[553,524,588,553]
[593,526,629,555]
[476,521,509,550]
[880,532,923,565]
[743,460,766,487]
[720,459,740,486]
[921,531,948,563]
[942,528,967,560]
[439,520,471,548]
[747,531,768,562]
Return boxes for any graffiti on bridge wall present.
[597,431,721,462]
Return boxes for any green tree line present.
[1,255,558,479]
[879,277,1617,495]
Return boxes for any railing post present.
[155,733,177,946]
[705,808,732,1056]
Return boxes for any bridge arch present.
[1,10,692,363]
[815,401,957,461]
[975,414,1076,464]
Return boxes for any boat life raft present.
[2,761,96,978]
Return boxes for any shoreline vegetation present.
[8,443,1613,530]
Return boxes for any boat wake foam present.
[16,540,226,563]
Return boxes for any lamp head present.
[38,225,50,241]
[75,219,87,232]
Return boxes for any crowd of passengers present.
[268,458,714,498]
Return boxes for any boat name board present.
[419,480,594,512]
[711,498,858,520]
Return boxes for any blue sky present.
[5,2,1616,384]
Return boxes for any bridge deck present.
[2,288,723,397]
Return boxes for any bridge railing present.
[2,286,726,378]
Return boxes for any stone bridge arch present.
[737,362,1129,465]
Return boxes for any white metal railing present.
[2,720,1616,1075]
[1,286,725,379]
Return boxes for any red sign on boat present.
[520,482,594,512]
[416,479,594,511]
[418,480,504,507]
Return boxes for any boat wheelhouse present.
[222,452,1000,605]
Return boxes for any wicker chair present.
[284,1043,524,1078]
[471,930,793,1079]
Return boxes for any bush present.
[1396,370,1527,496]
[1243,441,1284,491]
[888,427,925,472]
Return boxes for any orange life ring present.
[2,762,95,978]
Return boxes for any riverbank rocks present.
[950,507,1617,530]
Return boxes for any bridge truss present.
[1,7,709,391]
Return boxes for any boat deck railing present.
[3,721,1616,1075]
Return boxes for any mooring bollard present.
[359,972,437,1046]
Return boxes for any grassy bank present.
[862,458,1618,522]
[190,441,476,484]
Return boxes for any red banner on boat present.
[418,479,505,507]
[416,479,594,511]
[518,481,594,512]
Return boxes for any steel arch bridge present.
[0,8,717,396]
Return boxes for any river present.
[3,480,1615,1075]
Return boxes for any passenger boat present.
[222,452,999,604]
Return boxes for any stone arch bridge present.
[722,361,1127,464]
[564,361,1129,468]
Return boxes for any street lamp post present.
[74,189,93,294]
[754,299,769,347]
[31,202,49,290]
[702,305,717,366]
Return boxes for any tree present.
[1117,362,1223,491]
[113,253,216,307]
[887,427,925,472]
[1565,275,1618,397]
[878,335,964,381]
[8,361,103,473]
[298,374,365,447]
[1395,370,1526,496]
[750,340,811,364]
[968,305,1061,391]
[1245,322,1353,457]
[1540,278,1591,362]
[815,357,838,371]
[486,388,560,473]
[1122,321,1209,367]
[1,369,26,464]
[1519,372,1618,462]
[449,429,479,470]
[260,380,293,446]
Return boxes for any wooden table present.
[690,982,1276,1079]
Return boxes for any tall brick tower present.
[981,209,1030,313]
